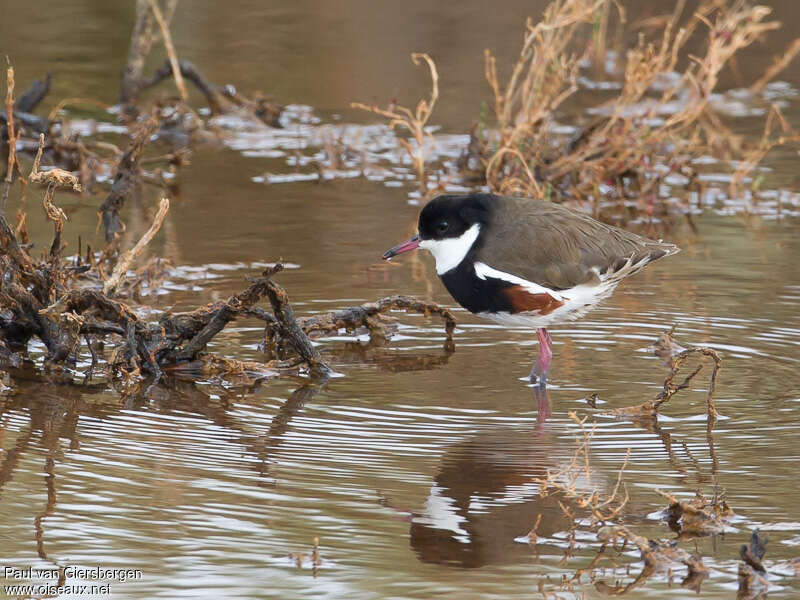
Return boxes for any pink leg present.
[529,328,553,386]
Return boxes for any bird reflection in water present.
[406,391,595,569]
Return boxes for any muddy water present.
[2,1,800,599]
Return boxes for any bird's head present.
[383,194,492,274]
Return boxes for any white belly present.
[477,279,619,329]
[472,252,659,329]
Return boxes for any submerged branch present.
[297,295,456,341]
[98,118,159,242]
[606,329,722,421]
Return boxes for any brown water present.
[2,2,800,599]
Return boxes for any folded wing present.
[482,197,679,291]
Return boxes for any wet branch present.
[98,118,159,241]
[264,278,331,379]
[296,295,456,341]
[607,330,722,421]
[168,265,286,363]
[654,345,722,419]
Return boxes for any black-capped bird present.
[383,193,679,385]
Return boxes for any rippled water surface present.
[2,2,800,599]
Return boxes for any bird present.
[383,193,680,386]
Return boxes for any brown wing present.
[480,197,679,290]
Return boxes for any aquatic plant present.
[474,0,800,222]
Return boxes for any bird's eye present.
[436,220,449,233]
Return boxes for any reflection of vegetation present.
[522,420,726,596]
[0,375,325,580]
[536,412,630,524]
[595,525,709,595]
[529,329,731,594]
[452,331,771,597]
[403,393,738,596]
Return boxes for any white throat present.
[419,223,481,275]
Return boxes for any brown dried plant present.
[2,67,24,210]
[483,0,614,197]
[656,488,734,537]
[29,134,82,192]
[536,412,630,525]
[352,53,439,198]
[479,0,800,218]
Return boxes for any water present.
[2,2,800,598]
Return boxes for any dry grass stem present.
[750,37,800,94]
[729,103,800,197]
[352,53,439,197]
[147,0,188,102]
[288,537,322,577]
[470,0,800,221]
[3,67,16,186]
[104,197,170,295]
[2,66,23,211]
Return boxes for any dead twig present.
[655,489,733,537]
[2,66,22,212]
[168,265,284,364]
[606,329,722,420]
[29,134,82,192]
[98,117,159,242]
[140,59,222,113]
[654,344,722,420]
[42,184,67,261]
[265,277,332,379]
[104,197,169,295]
[738,530,769,600]
[750,37,800,94]
[297,295,456,341]
[352,53,439,198]
[121,0,157,105]
[147,0,188,102]
[14,72,51,114]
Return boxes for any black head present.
[383,194,494,261]
[418,194,493,241]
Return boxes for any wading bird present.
[384,193,679,385]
